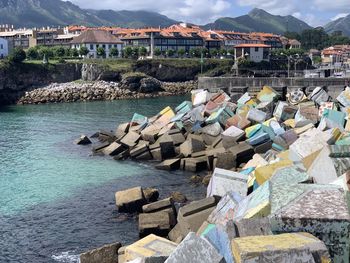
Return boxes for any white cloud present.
[69,0,231,24]
[331,13,349,21]
[237,0,299,15]
[313,0,350,12]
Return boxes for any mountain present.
[0,0,177,28]
[204,8,312,34]
[325,14,350,36]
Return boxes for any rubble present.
[81,85,350,262]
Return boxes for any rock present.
[177,197,220,237]
[138,210,173,237]
[142,188,159,203]
[80,242,121,263]
[232,233,330,263]
[155,159,181,171]
[170,192,187,203]
[190,175,202,184]
[75,135,92,145]
[207,168,247,198]
[115,187,147,213]
[139,77,163,93]
[165,232,225,263]
[124,234,177,263]
[118,246,127,263]
[202,174,212,186]
[142,198,174,213]
[102,142,125,156]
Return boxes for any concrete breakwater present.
[17,80,197,104]
[77,86,350,263]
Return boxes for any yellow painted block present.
[284,119,295,128]
[255,159,293,185]
[276,150,290,160]
[232,232,330,263]
[302,149,322,170]
[237,104,250,117]
[125,234,177,262]
[294,123,314,135]
[246,99,257,107]
[244,200,270,219]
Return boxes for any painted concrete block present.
[165,232,225,263]
[125,234,177,263]
[231,232,330,263]
[207,168,247,198]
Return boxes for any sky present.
[69,0,350,26]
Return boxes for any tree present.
[210,49,218,58]
[71,48,79,58]
[96,47,105,58]
[300,28,329,50]
[123,47,133,58]
[65,48,71,57]
[55,46,65,58]
[79,46,89,57]
[38,46,54,59]
[177,48,186,57]
[312,56,322,64]
[26,47,39,60]
[154,48,161,57]
[219,48,227,56]
[8,47,26,63]
[109,47,119,58]
[166,49,175,57]
[139,46,147,57]
[132,47,139,59]
[284,31,301,41]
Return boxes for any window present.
[255,47,259,52]
[102,44,106,49]
[90,44,93,50]
[109,45,112,49]
[0,44,3,49]
[114,45,118,48]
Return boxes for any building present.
[117,23,204,55]
[288,39,301,49]
[70,30,123,58]
[0,29,33,49]
[234,43,271,62]
[29,28,65,47]
[0,38,9,58]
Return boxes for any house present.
[70,30,123,58]
[118,23,204,55]
[0,37,9,58]
[288,39,301,49]
[0,29,33,49]
[234,43,271,63]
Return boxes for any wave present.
[52,251,80,263]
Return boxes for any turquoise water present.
[0,97,205,263]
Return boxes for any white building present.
[70,30,123,58]
[234,43,271,63]
[0,38,9,58]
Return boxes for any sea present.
[0,96,205,263]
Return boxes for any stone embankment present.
[78,85,350,263]
[17,79,197,105]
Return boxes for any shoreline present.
[16,80,197,105]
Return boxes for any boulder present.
[207,168,247,198]
[170,192,187,204]
[125,234,177,263]
[156,159,181,171]
[139,77,163,93]
[138,210,173,237]
[80,242,121,263]
[115,187,146,213]
[75,135,92,145]
[231,233,330,263]
[102,142,125,156]
[177,197,220,237]
[165,232,225,263]
[143,188,159,203]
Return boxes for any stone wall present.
[198,77,350,91]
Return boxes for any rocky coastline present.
[17,79,197,105]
